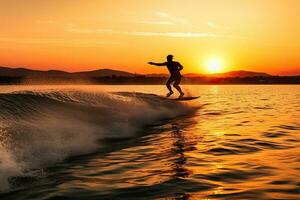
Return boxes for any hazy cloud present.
[131,31,218,38]
[135,20,175,25]
[203,20,233,31]
[0,37,119,46]
[66,23,77,27]
[155,11,186,23]
[133,11,184,26]
[68,28,218,38]
[205,21,218,28]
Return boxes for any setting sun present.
[204,57,224,74]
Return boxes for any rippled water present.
[0,85,300,199]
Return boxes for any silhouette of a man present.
[148,55,184,98]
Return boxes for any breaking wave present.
[0,90,192,190]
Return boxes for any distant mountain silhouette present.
[73,68,136,77]
[0,67,69,77]
[184,73,205,78]
[184,71,270,78]
[0,66,270,78]
[147,71,270,78]
[145,73,169,77]
[1,66,299,85]
[210,70,271,78]
[0,66,136,78]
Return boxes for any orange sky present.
[0,0,299,75]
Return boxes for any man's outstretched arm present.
[148,62,166,66]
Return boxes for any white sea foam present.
[0,90,192,190]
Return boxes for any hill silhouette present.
[210,70,270,78]
[0,66,272,78]
[0,67,135,78]
[0,66,299,84]
[146,71,271,78]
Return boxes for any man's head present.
[167,54,173,62]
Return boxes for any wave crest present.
[0,90,192,190]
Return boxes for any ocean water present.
[0,85,299,200]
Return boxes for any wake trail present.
[0,90,195,190]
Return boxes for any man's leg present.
[166,77,174,97]
[173,76,184,97]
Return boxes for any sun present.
[204,57,224,74]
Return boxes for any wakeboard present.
[169,96,200,101]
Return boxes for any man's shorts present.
[166,73,182,85]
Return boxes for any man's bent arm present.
[178,62,183,70]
